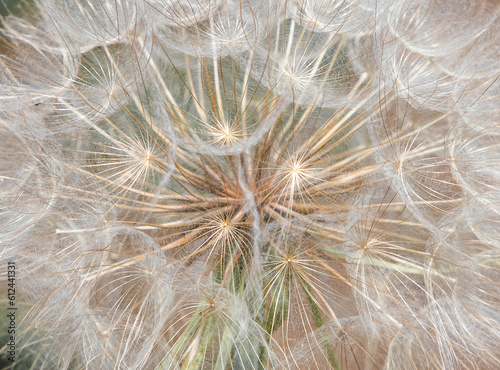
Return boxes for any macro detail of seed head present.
[0,0,499,369]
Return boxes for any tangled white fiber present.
[0,0,499,368]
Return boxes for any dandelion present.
[0,0,499,369]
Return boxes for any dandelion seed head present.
[1,0,500,368]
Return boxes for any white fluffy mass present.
[0,0,499,369]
